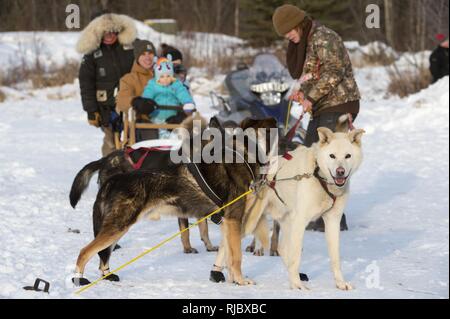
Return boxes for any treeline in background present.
[0,0,448,51]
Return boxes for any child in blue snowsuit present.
[142,56,195,129]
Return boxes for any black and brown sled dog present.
[71,116,278,286]
[70,116,218,254]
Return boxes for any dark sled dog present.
[72,117,278,286]
[70,115,218,254]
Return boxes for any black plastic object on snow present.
[23,278,50,293]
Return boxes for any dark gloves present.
[87,112,101,127]
[109,111,123,132]
[166,112,188,125]
[131,97,157,115]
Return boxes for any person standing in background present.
[272,4,361,231]
[77,12,136,156]
[430,34,449,84]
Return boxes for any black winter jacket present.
[78,42,134,123]
[430,46,449,83]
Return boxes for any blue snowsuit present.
[142,79,194,123]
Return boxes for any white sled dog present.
[214,126,365,290]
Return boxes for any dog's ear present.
[222,120,239,128]
[348,129,366,146]
[261,117,278,129]
[209,116,223,129]
[241,117,277,130]
[240,117,259,130]
[317,127,334,145]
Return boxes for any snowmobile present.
[210,53,306,142]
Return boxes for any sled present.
[116,106,186,150]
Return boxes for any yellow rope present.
[285,100,293,132]
[75,189,254,295]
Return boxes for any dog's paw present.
[245,245,255,253]
[336,281,353,291]
[253,248,264,256]
[206,245,219,252]
[210,271,226,283]
[184,247,199,254]
[290,280,310,290]
[270,250,279,256]
[72,277,91,287]
[234,278,256,286]
[103,273,120,282]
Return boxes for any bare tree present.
[383,0,395,47]
[0,0,447,50]
[235,0,240,37]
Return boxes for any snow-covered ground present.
[0,76,447,299]
[0,31,448,298]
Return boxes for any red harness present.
[124,146,173,170]
[271,152,337,205]
[285,113,304,143]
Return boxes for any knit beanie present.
[133,39,156,60]
[272,5,306,36]
[435,33,446,42]
[154,57,174,81]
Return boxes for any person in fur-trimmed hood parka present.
[77,11,136,157]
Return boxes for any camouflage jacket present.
[299,23,360,115]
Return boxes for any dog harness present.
[185,160,225,225]
[124,143,259,225]
[267,153,337,205]
[124,147,226,225]
[124,146,173,170]
[313,167,337,204]
[185,148,257,225]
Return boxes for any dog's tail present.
[69,158,104,209]
[336,114,351,133]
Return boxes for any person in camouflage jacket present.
[273,4,361,231]
[273,4,361,147]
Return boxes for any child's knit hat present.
[154,56,174,81]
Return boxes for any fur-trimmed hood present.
[76,13,137,55]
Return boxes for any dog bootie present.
[72,277,91,287]
[210,271,226,283]
[299,273,309,282]
[340,214,349,231]
[306,214,349,232]
[103,273,120,282]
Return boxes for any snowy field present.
[0,29,448,299]
[0,75,447,299]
